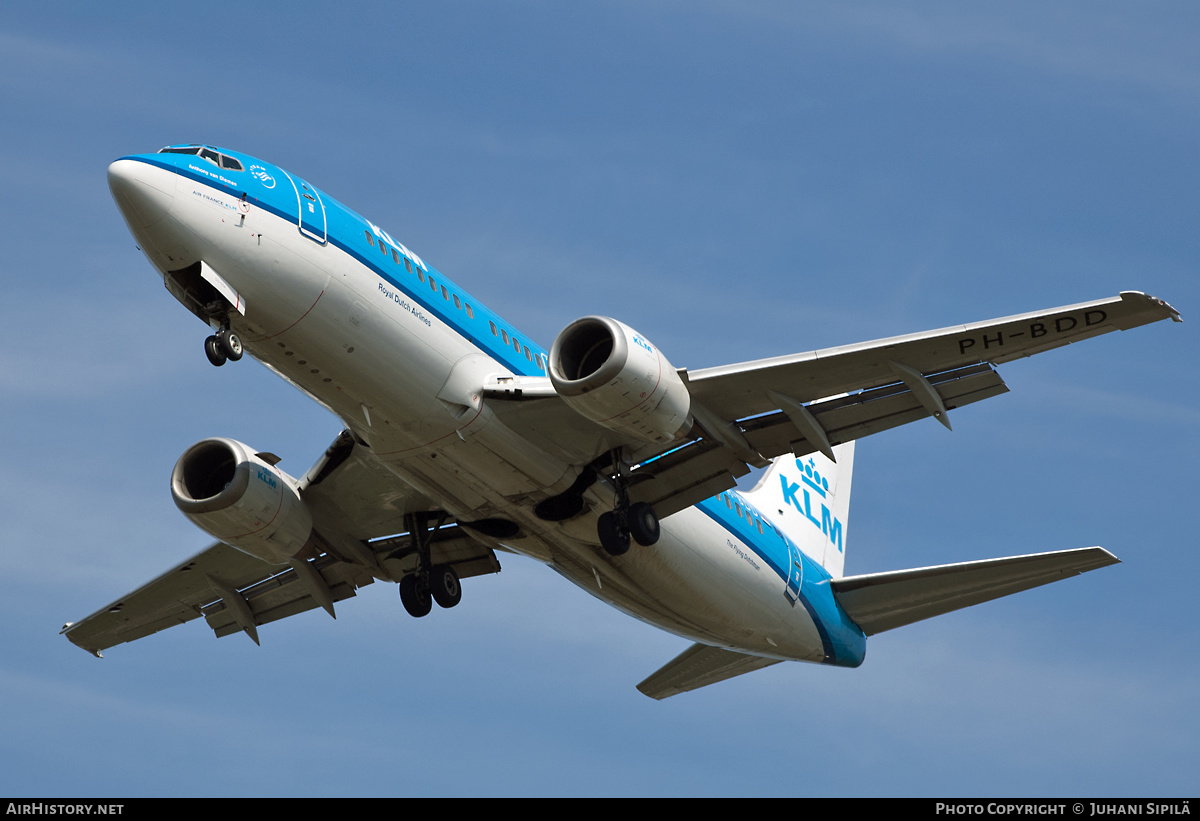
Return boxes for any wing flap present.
[201,525,502,638]
[637,642,782,700]
[628,443,750,518]
[65,524,503,653]
[204,555,376,639]
[742,363,1008,463]
[626,364,1006,519]
[831,547,1119,636]
[200,525,503,639]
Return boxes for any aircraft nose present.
[108,159,175,229]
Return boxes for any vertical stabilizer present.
[741,442,854,578]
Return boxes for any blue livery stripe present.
[122,154,547,377]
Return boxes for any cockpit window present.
[157,145,243,171]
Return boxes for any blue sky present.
[2,1,1197,797]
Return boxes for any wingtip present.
[1119,291,1182,322]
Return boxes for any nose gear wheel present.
[203,326,244,367]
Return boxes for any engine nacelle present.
[548,316,691,444]
[171,438,313,565]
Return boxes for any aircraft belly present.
[234,245,575,519]
[539,508,831,661]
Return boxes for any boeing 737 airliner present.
[62,144,1181,698]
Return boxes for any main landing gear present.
[598,501,659,556]
[395,512,463,618]
[596,451,660,557]
[204,327,243,367]
[399,565,461,617]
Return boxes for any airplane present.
[62,144,1181,699]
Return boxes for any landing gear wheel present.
[597,511,631,556]
[430,565,462,609]
[399,573,433,618]
[218,328,243,361]
[628,502,660,546]
[204,335,226,367]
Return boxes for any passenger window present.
[512,336,521,353]
[364,230,375,247]
[453,294,462,309]
[391,248,400,263]
[501,329,510,345]
[490,321,498,336]
[465,303,474,319]
[429,277,438,292]
[441,285,449,300]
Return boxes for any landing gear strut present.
[396,512,463,617]
[596,451,660,556]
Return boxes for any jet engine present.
[171,438,314,565]
[548,316,691,444]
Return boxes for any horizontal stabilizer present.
[831,547,1118,636]
[637,642,781,700]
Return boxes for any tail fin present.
[741,442,855,578]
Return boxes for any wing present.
[488,291,1179,517]
[685,291,1180,420]
[62,432,503,655]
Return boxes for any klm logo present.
[779,458,843,552]
[633,335,654,354]
[255,469,278,489]
[366,219,428,272]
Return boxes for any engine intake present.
[171,438,314,565]
[548,316,691,444]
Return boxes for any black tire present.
[218,329,244,361]
[399,574,432,618]
[430,565,462,609]
[628,502,660,546]
[204,335,226,367]
[597,511,631,556]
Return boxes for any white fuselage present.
[108,152,864,668]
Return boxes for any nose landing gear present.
[203,327,244,367]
